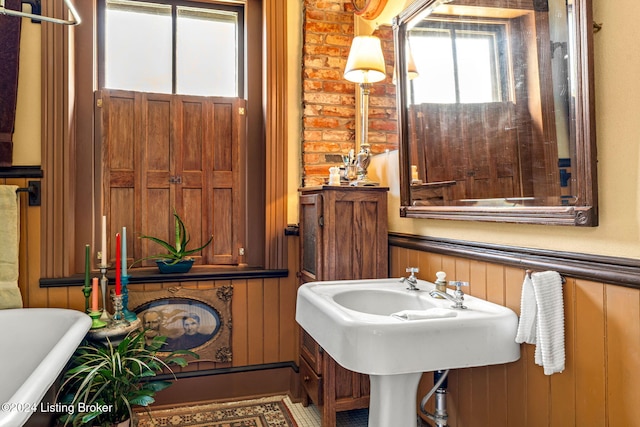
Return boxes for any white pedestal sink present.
[296,278,520,427]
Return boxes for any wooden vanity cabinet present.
[298,186,388,427]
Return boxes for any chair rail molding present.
[389,233,640,289]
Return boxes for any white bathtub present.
[0,308,91,427]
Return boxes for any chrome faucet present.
[429,281,468,309]
[400,267,420,291]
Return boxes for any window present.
[101,0,244,97]
[97,0,251,268]
[409,20,510,104]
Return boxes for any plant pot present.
[156,259,194,274]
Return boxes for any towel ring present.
[525,269,566,284]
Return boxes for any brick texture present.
[301,0,397,186]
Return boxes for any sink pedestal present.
[368,372,423,427]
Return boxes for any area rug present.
[136,395,298,427]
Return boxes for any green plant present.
[134,210,213,266]
[57,330,197,427]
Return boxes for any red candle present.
[115,232,121,295]
[92,277,99,312]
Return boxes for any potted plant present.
[56,330,196,427]
[133,210,213,273]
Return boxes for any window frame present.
[411,18,511,104]
[97,0,245,97]
[40,0,286,279]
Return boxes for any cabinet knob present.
[303,375,310,382]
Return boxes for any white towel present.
[0,185,22,309]
[515,274,537,344]
[391,308,457,321]
[515,271,565,375]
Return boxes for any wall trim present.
[39,268,289,287]
[154,362,298,382]
[389,232,640,289]
[0,166,43,178]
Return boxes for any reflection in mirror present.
[393,0,597,226]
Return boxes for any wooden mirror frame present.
[393,0,598,226]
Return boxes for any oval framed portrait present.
[137,298,221,351]
[128,286,233,363]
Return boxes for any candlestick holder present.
[99,266,111,323]
[110,292,129,327]
[82,281,92,313]
[89,311,107,329]
[120,274,138,322]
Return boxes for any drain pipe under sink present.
[419,369,450,427]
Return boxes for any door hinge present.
[238,107,245,115]
[96,98,103,108]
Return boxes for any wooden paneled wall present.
[130,272,298,372]
[390,245,640,427]
[13,183,300,372]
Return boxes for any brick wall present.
[301,0,397,186]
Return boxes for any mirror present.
[393,0,597,226]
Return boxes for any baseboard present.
[152,363,299,408]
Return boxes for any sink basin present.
[332,288,439,315]
[296,278,520,427]
[297,278,520,375]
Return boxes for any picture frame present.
[128,285,233,363]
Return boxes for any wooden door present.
[99,90,244,266]
[419,102,521,201]
[173,96,245,265]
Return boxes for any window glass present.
[105,0,172,93]
[410,29,456,103]
[103,0,241,96]
[455,31,499,103]
[176,7,238,96]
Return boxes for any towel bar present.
[14,181,41,206]
[525,269,566,284]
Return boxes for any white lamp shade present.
[392,44,419,85]
[344,36,386,84]
[407,44,419,80]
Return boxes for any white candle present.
[101,215,107,266]
[121,226,127,276]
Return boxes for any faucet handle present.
[449,281,469,299]
[406,267,419,276]
[449,280,469,288]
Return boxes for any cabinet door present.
[323,189,388,280]
[299,193,323,282]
